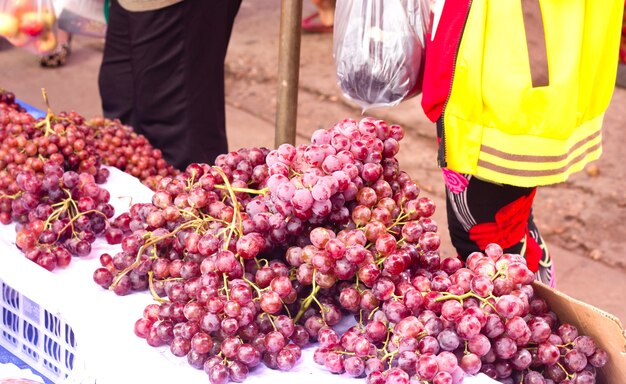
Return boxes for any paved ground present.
[0,1,624,326]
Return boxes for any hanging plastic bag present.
[0,0,59,54]
[57,0,106,38]
[334,0,431,112]
[405,0,433,46]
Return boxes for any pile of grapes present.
[0,89,181,268]
[11,164,116,270]
[88,116,609,384]
[85,116,180,190]
[0,90,178,202]
[0,89,26,113]
[0,91,108,226]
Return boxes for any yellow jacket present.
[434,0,623,187]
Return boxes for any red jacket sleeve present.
[420,0,472,122]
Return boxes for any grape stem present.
[390,293,403,302]
[480,297,498,312]
[212,166,243,251]
[377,326,399,367]
[242,275,265,298]
[260,312,277,331]
[367,306,380,320]
[387,212,409,232]
[214,184,269,196]
[491,269,505,281]
[57,209,108,241]
[357,310,364,329]
[435,291,496,310]
[293,276,322,323]
[282,301,292,318]
[557,342,574,349]
[556,362,575,380]
[434,291,475,303]
[435,290,498,313]
[147,271,167,303]
[0,192,21,200]
[222,273,230,300]
[109,220,200,289]
[185,169,200,190]
[34,88,60,137]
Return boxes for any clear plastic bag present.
[0,0,58,54]
[333,0,431,111]
[57,0,106,38]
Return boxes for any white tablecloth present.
[0,166,497,384]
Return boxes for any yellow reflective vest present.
[429,0,623,187]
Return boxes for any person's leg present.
[116,2,186,168]
[527,213,554,286]
[443,169,554,285]
[178,0,242,168]
[126,0,241,170]
[98,0,136,128]
[226,0,243,43]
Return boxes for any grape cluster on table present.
[85,116,180,190]
[85,116,609,384]
[0,89,178,268]
[12,165,115,270]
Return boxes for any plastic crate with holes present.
[1,276,77,383]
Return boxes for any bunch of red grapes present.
[0,92,108,225]
[85,116,180,190]
[90,116,609,384]
[1,89,179,222]
[13,165,115,271]
[311,245,608,384]
[0,89,180,269]
[0,89,26,113]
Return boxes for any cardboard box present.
[533,281,626,383]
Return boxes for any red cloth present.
[468,189,541,272]
[524,230,543,273]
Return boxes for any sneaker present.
[39,34,72,68]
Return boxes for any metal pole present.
[275,0,303,147]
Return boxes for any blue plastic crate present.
[0,279,76,383]
[14,98,46,119]
[0,344,52,384]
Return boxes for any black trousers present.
[98,0,242,170]
[444,172,554,285]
